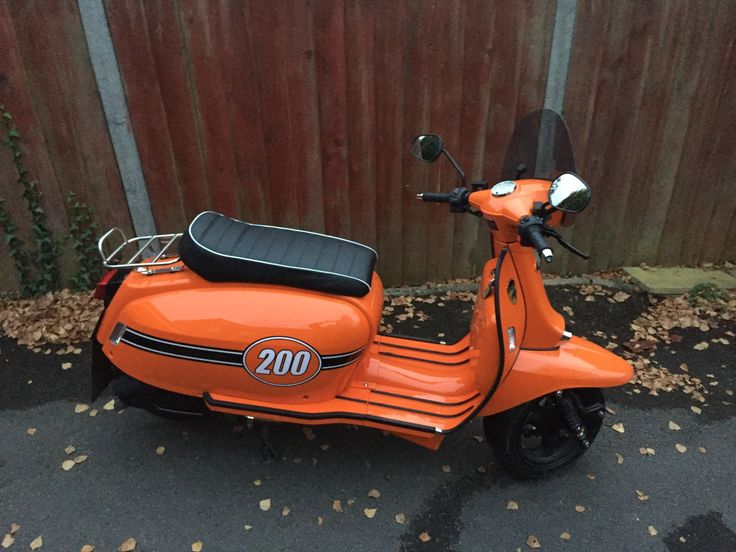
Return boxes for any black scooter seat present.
[178,211,377,297]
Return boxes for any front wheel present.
[483,388,605,479]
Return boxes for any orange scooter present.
[92,111,632,478]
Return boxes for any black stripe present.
[377,351,470,366]
[376,340,470,356]
[121,331,242,366]
[203,393,437,434]
[321,349,364,369]
[520,346,560,352]
[371,389,480,407]
[336,395,474,419]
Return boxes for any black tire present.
[483,388,605,479]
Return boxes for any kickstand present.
[259,423,278,461]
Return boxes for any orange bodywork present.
[97,178,633,449]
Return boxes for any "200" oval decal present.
[243,337,322,387]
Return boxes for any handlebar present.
[416,192,452,203]
[518,216,554,263]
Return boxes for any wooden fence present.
[0,0,734,290]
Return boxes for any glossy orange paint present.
[97,178,632,449]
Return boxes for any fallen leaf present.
[73,454,88,464]
[302,427,316,441]
[636,490,649,501]
[526,534,541,549]
[441,464,451,473]
[27,427,37,436]
[74,404,89,414]
[282,506,291,517]
[668,420,681,431]
[119,538,136,551]
[611,423,625,433]
[698,447,706,453]
[368,489,381,498]
[65,445,76,455]
[1,534,14,548]
[472,435,484,443]
[506,501,519,510]
[616,453,624,465]
[395,513,406,524]
[332,499,343,512]
[560,532,571,541]
[586,473,596,480]
[613,291,630,302]
[243,525,252,531]
[347,498,356,506]
[363,508,377,519]
[575,505,586,513]
[690,406,702,415]
[61,362,72,370]
[30,536,43,550]
[259,499,271,511]
[675,443,687,453]
[62,460,76,471]
[648,525,658,537]
[317,516,323,527]
[320,444,330,451]
[156,446,166,456]
[563,306,574,317]
[693,342,709,351]
[80,546,95,552]
[418,532,431,543]
[253,479,262,486]
[191,542,202,552]
[477,466,487,474]
[103,399,115,411]
[9,525,19,536]
[639,447,656,456]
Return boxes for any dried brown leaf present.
[611,423,625,433]
[65,445,76,455]
[697,446,706,454]
[9,525,19,537]
[441,464,451,473]
[616,453,624,465]
[575,505,586,513]
[526,534,541,549]
[119,538,136,552]
[395,513,406,524]
[259,499,271,511]
[155,446,166,456]
[636,490,649,501]
[363,508,377,519]
[506,501,519,510]
[675,443,687,453]
[80,546,95,552]
[191,542,203,552]
[74,404,89,414]
[30,535,43,550]
[27,427,37,436]
[418,532,431,543]
[648,525,658,537]
[332,499,343,513]
[103,399,115,411]
[668,420,681,431]
[560,532,571,541]
[282,506,291,517]
[368,489,381,498]
[1,534,14,549]
[62,460,75,471]
[73,454,88,464]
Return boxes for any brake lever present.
[542,227,589,260]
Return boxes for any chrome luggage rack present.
[98,227,183,274]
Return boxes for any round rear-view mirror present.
[548,173,591,213]
[411,134,444,163]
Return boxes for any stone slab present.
[623,266,736,295]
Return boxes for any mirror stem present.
[441,149,466,185]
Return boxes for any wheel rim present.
[516,396,583,466]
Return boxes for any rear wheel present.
[483,388,605,479]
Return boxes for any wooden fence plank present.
[104,0,187,234]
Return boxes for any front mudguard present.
[482,335,633,416]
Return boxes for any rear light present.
[94,269,118,300]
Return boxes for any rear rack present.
[98,227,182,273]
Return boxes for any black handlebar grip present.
[417,192,452,203]
[518,216,554,263]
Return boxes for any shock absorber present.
[554,391,590,448]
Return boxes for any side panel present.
[98,268,383,404]
[482,336,634,416]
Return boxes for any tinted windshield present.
[500,109,575,181]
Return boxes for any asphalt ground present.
[1,285,735,552]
